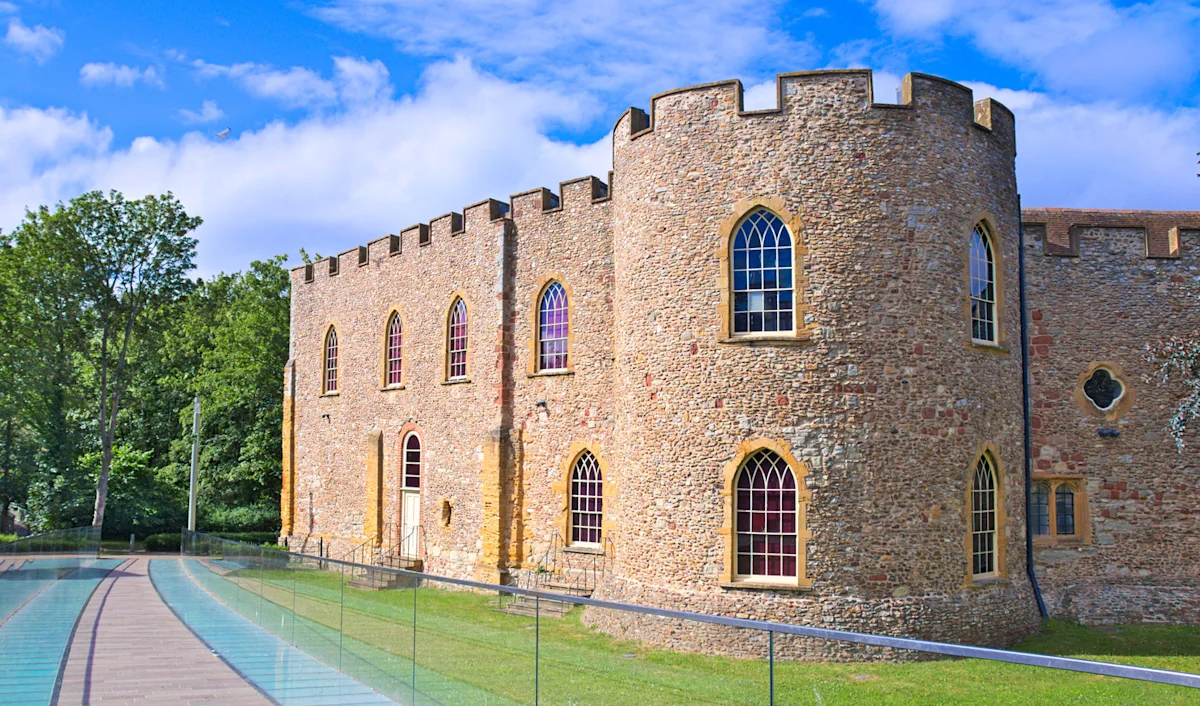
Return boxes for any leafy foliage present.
[0,190,289,537]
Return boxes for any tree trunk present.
[92,433,112,529]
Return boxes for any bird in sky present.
[216,128,231,139]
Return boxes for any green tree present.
[16,191,201,529]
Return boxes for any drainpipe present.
[1018,194,1049,618]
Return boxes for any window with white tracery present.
[570,450,602,545]
[323,327,338,393]
[971,454,998,577]
[732,209,794,336]
[538,281,569,371]
[735,449,798,580]
[447,299,468,380]
[969,222,997,343]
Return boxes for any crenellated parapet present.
[612,69,1016,155]
[290,174,612,285]
[1022,208,1200,260]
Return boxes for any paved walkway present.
[56,557,271,706]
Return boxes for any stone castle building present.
[279,69,1200,655]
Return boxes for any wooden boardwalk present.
[55,557,270,706]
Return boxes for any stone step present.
[540,581,594,597]
[498,596,574,618]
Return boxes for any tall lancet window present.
[447,298,468,380]
[323,327,338,393]
[538,281,569,371]
[969,222,997,343]
[385,312,403,387]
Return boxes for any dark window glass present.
[1083,368,1123,410]
[1056,485,1076,536]
[1032,483,1050,535]
[735,449,798,579]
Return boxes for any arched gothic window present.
[447,298,468,380]
[735,449,798,579]
[971,454,998,577]
[403,433,421,489]
[570,450,603,545]
[732,209,794,335]
[385,312,403,387]
[323,327,338,393]
[969,222,997,343]
[538,281,569,371]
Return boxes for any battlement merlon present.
[292,173,612,284]
[1022,208,1200,260]
[612,69,1016,153]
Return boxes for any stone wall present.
[600,69,1040,654]
[1023,209,1200,624]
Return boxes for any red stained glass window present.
[324,327,338,393]
[570,450,602,545]
[735,449,797,579]
[386,313,403,386]
[448,299,468,379]
[538,281,569,371]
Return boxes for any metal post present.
[187,397,201,532]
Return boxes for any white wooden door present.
[400,490,420,558]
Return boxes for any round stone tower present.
[594,70,1039,658]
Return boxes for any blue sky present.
[1,0,1198,274]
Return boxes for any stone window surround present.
[551,441,616,551]
[716,197,814,347]
[1073,361,1135,422]
[963,443,1009,587]
[442,292,472,384]
[963,215,1009,353]
[527,274,576,377]
[718,439,812,591]
[321,322,340,396]
[1031,474,1091,547]
[380,306,406,391]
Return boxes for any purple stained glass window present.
[735,449,798,579]
[539,281,569,371]
[448,299,468,379]
[386,313,403,386]
[732,209,794,335]
[570,450,603,545]
[324,327,338,393]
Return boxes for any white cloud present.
[79,63,163,89]
[802,7,828,18]
[4,17,64,63]
[964,81,1200,209]
[872,0,1200,99]
[0,3,17,15]
[192,60,338,109]
[0,59,610,275]
[189,56,394,110]
[177,100,225,125]
[311,0,816,101]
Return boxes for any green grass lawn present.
[201,561,1200,705]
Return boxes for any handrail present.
[0,526,99,555]
[182,530,1200,689]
